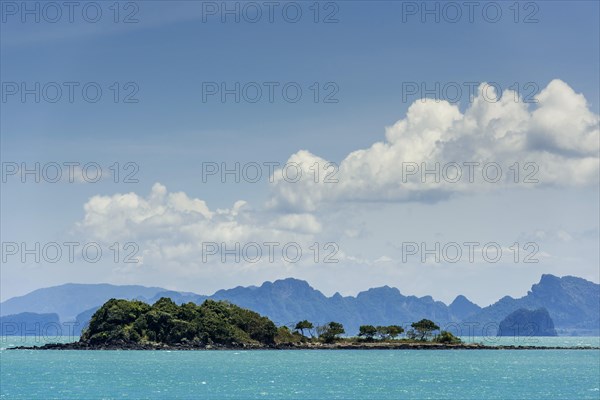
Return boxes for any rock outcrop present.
[497,308,557,337]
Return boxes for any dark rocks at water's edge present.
[11,340,267,351]
[10,341,599,351]
[497,308,557,337]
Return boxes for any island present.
[497,308,558,337]
[10,298,597,351]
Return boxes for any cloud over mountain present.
[72,79,599,293]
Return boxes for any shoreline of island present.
[9,341,600,351]
[15,296,595,352]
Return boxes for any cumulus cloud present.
[270,214,322,235]
[75,79,598,279]
[268,80,599,211]
[77,183,326,273]
[80,183,214,242]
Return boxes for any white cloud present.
[270,214,322,235]
[77,183,325,275]
[80,183,214,242]
[70,79,599,295]
[267,80,599,211]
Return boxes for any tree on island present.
[359,325,404,341]
[275,326,305,344]
[410,319,440,341]
[434,330,461,344]
[318,321,345,343]
[383,325,404,340]
[358,325,378,341]
[294,320,314,337]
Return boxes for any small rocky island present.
[67,297,279,349]
[11,298,594,351]
[497,308,558,337]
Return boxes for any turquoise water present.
[460,336,600,348]
[1,347,599,399]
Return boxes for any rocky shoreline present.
[9,341,600,351]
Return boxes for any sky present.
[1,0,599,306]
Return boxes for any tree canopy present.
[82,298,277,346]
[318,321,345,343]
[294,320,314,337]
[385,325,404,339]
[410,319,440,341]
[358,325,377,340]
[434,330,461,344]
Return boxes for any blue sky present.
[1,1,599,304]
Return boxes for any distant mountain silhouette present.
[449,295,482,320]
[1,274,598,336]
[0,283,166,321]
[497,308,557,337]
[467,275,599,335]
[0,312,60,336]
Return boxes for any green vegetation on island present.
[16,296,596,350]
[82,298,277,347]
[72,298,462,349]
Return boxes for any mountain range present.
[1,274,598,336]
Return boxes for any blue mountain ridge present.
[0,312,61,336]
[1,274,597,336]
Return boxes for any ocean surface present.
[1,337,599,399]
[460,335,600,348]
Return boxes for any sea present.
[1,336,599,399]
